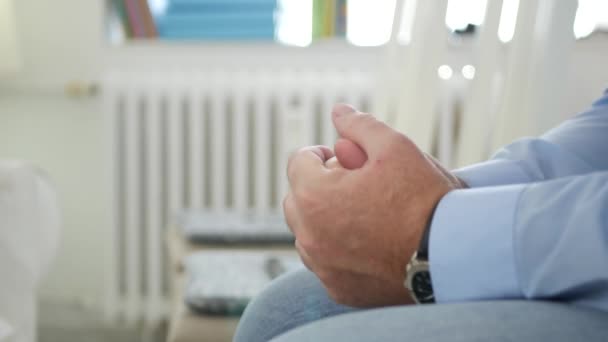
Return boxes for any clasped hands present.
[284,104,465,307]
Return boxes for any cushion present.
[177,210,294,245]
[183,250,301,315]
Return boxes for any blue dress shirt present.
[430,89,608,312]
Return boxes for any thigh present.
[234,268,358,342]
[271,300,608,342]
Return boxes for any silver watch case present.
[404,251,431,304]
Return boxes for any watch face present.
[412,271,435,304]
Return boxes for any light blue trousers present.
[234,269,608,342]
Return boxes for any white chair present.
[376,0,578,167]
[0,161,61,342]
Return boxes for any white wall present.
[0,92,109,309]
[4,0,103,87]
[0,0,107,310]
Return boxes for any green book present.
[112,0,132,37]
[323,0,336,37]
[312,0,324,39]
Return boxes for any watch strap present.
[417,203,438,260]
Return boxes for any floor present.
[38,299,167,342]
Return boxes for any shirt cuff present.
[429,184,527,302]
[453,160,531,188]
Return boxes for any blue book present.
[159,27,275,40]
[156,11,275,31]
[166,0,277,12]
[169,0,276,4]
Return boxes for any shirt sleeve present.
[452,89,608,187]
[429,90,608,312]
[430,171,608,312]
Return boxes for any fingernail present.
[332,103,357,117]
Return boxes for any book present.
[168,0,277,13]
[335,0,347,37]
[160,27,275,40]
[124,0,146,37]
[322,0,336,37]
[156,10,275,29]
[138,0,158,37]
[312,0,347,40]
[154,0,276,40]
[312,0,324,39]
[111,0,132,37]
[123,0,157,38]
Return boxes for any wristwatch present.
[404,210,435,304]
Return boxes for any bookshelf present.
[105,0,390,47]
[101,0,477,74]
[102,0,394,72]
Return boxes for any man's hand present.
[284,104,465,307]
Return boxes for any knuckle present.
[295,242,313,269]
[381,132,413,157]
[286,152,299,181]
[297,235,328,267]
[350,112,377,130]
[284,213,297,235]
[294,238,305,253]
[389,132,413,148]
[296,239,327,276]
[296,234,317,254]
[282,195,297,225]
[286,146,320,183]
[359,112,385,128]
[294,187,320,211]
[282,194,293,214]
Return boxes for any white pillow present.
[0,317,14,341]
[0,161,61,342]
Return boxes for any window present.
[111,0,608,45]
[574,0,608,39]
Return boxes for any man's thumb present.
[334,138,367,169]
[331,103,389,158]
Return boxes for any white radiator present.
[101,69,372,324]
